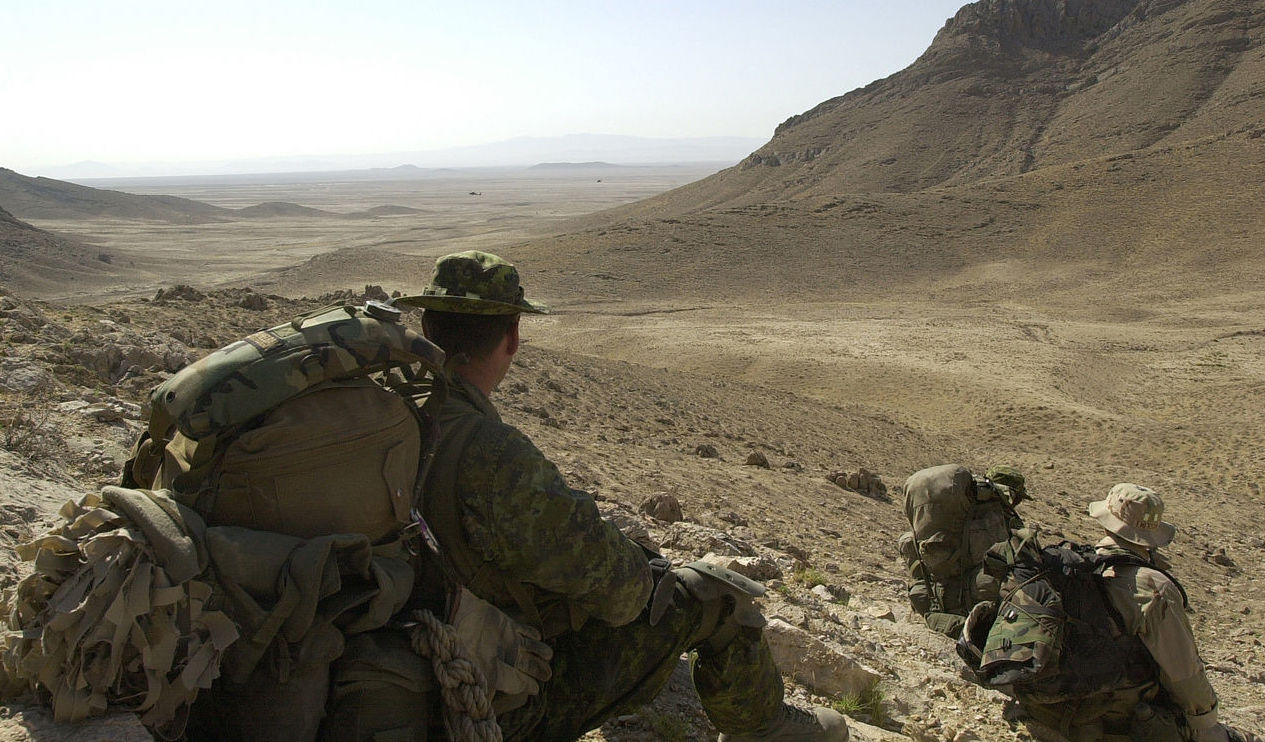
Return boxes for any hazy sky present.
[2,0,967,173]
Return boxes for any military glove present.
[449,587,554,699]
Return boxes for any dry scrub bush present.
[1,396,63,465]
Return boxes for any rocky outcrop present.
[936,0,1141,53]
[829,468,890,501]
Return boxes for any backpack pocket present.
[211,382,420,541]
[917,531,962,578]
[980,577,1065,686]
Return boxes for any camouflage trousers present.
[1018,689,1194,742]
[320,581,785,741]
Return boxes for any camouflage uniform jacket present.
[1097,535,1221,737]
[421,373,652,639]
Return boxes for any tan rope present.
[409,608,503,742]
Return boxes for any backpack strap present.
[423,399,546,630]
[1092,550,1189,609]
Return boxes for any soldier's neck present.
[1101,533,1153,560]
[454,363,500,397]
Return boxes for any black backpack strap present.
[1092,551,1190,609]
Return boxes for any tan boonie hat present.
[1088,483,1176,548]
[395,250,548,315]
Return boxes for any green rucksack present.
[127,300,447,527]
[957,539,1180,703]
[898,464,1024,636]
[3,301,452,739]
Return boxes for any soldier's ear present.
[505,317,521,356]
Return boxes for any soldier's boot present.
[1226,726,1263,742]
[716,704,850,742]
[673,562,849,742]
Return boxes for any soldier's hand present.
[449,587,554,698]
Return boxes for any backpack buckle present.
[402,508,442,556]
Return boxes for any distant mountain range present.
[33,134,767,180]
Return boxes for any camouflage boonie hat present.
[986,465,1026,502]
[1088,483,1176,548]
[396,251,548,315]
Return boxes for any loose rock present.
[745,451,771,468]
[640,493,684,523]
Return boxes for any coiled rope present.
[408,608,503,742]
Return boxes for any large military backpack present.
[898,464,1022,636]
[2,301,451,739]
[956,539,1181,704]
[127,300,446,535]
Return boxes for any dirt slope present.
[0,167,232,224]
[0,205,126,295]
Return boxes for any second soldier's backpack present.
[957,539,1180,703]
[898,464,1022,635]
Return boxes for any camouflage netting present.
[0,487,238,737]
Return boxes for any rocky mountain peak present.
[932,0,1143,53]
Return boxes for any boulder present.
[700,552,782,582]
[640,493,683,523]
[660,522,755,558]
[763,618,881,699]
[812,583,851,604]
[0,358,53,392]
[745,451,771,468]
[828,468,889,501]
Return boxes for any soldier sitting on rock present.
[320,251,850,742]
[1016,484,1259,742]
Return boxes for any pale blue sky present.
[2,1,967,173]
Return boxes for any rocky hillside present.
[0,205,125,294]
[0,168,232,224]
[648,0,1265,205]
[0,288,1001,742]
[522,0,1265,310]
[2,286,1261,741]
